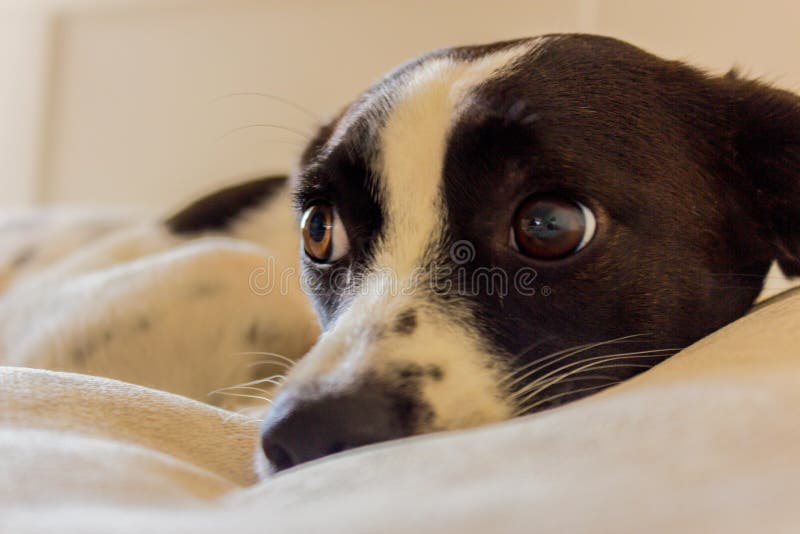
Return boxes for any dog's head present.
[260,34,800,472]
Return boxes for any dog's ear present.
[727,74,800,276]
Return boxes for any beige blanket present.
[2,289,800,533]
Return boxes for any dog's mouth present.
[258,342,675,472]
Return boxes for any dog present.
[257,34,800,472]
[0,34,797,474]
[0,181,318,410]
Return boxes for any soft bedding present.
[2,287,800,533]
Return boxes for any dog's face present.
[260,34,800,472]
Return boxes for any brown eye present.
[512,196,596,260]
[301,204,349,263]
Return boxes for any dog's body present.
[0,179,317,410]
[2,34,799,473]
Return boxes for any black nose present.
[260,389,407,472]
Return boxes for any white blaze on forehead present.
[376,44,534,276]
[287,43,544,431]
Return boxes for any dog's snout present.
[260,389,407,472]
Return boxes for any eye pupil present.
[532,215,560,233]
[529,211,564,236]
[513,196,592,260]
[308,210,329,242]
[301,204,334,262]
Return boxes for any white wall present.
[0,7,52,206]
[2,0,799,211]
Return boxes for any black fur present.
[726,75,800,276]
[438,35,781,375]
[265,34,800,469]
[294,148,385,327]
[294,35,799,378]
[165,175,287,234]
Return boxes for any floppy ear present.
[729,75,800,276]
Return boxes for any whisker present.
[208,391,273,404]
[512,370,625,414]
[225,375,286,390]
[510,333,651,372]
[231,351,296,367]
[502,334,652,390]
[243,138,309,148]
[499,342,593,385]
[538,372,621,383]
[511,348,678,401]
[512,353,672,407]
[211,92,322,123]
[208,385,270,396]
[502,333,563,368]
[514,381,622,416]
[245,360,292,370]
[218,123,312,141]
[512,373,623,409]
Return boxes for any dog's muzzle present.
[260,385,413,471]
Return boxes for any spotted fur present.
[260,34,800,472]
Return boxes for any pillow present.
[2,288,799,533]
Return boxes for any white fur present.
[0,188,318,412]
[288,43,540,431]
[0,208,133,292]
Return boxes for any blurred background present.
[2,0,799,213]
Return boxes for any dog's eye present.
[300,204,349,263]
[511,196,596,260]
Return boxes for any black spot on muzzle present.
[392,309,418,335]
